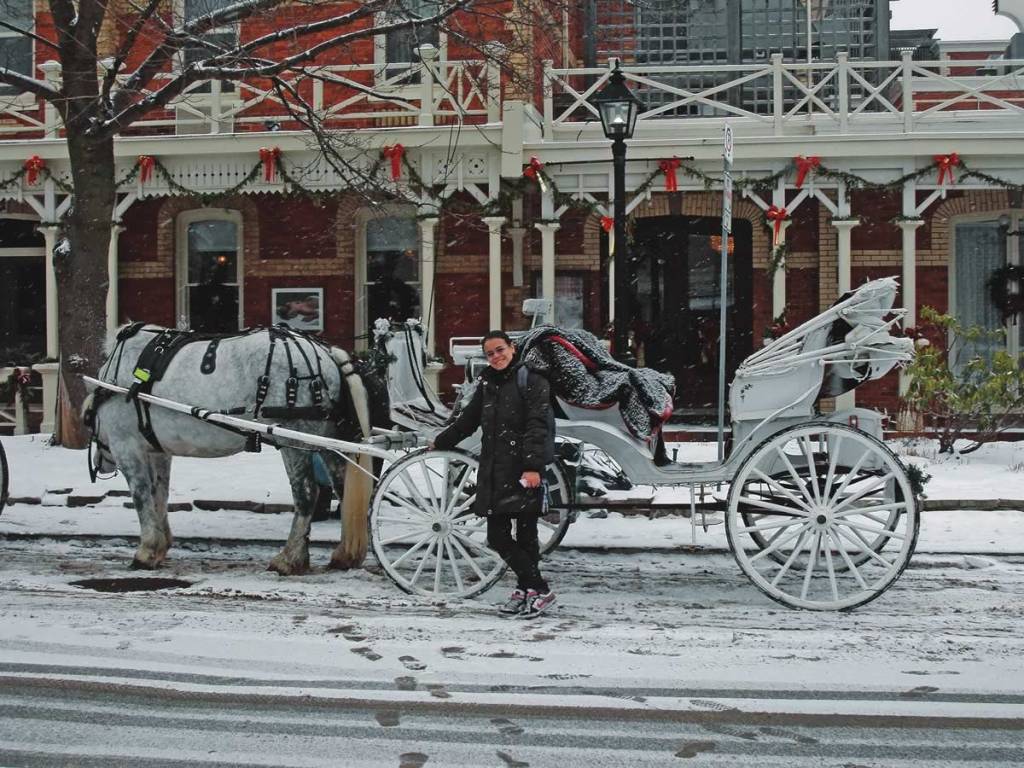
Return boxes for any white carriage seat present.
[381,322,451,431]
[729,277,912,422]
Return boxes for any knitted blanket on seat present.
[516,326,675,441]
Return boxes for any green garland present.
[5,153,1024,224]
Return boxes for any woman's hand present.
[520,470,541,489]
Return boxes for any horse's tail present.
[329,347,373,568]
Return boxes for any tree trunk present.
[53,131,116,448]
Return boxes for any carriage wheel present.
[726,423,918,611]
[370,449,570,599]
[0,440,8,516]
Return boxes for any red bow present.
[600,216,614,232]
[794,155,820,188]
[382,144,404,181]
[259,147,281,182]
[24,155,44,185]
[934,153,960,185]
[766,205,788,246]
[659,157,681,192]
[14,367,31,387]
[523,156,544,180]
[138,155,155,184]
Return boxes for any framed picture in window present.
[272,287,323,332]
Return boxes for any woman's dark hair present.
[481,330,512,349]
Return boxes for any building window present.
[0,0,33,96]
[951,218,1019,374]
[379,0,442,83]
[176,210,242,332]
[182,0,238,93]
[360,212,422,336]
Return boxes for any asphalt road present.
[1,673,1023,767]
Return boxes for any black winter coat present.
[433,361,555,517]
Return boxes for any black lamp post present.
[593,61,643,365]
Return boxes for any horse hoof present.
[328,552,365,571]
[130,557,159,570]
[267,557,309,576]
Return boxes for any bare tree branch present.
[0,68,62,101]
[101,0,165,104]
[0,19,60,53]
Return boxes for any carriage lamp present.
[593,61,644,364]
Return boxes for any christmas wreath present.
[988,264,1024,321]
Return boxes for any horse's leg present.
[328,451,372,571]
[113,443,171,569]
[150,453,174,557]
[268,447,316,575]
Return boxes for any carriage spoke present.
[736,495,808,517]
[831,527,869,590]
[409,537,438,588]
[734,516,806,535]
[800,436,823,506]
[834,524,895,569]
[390,532,434,569]
[825,450,870,506]
[416,460,443,517]
[775,446,818,509]
[822,536,839,602]
[750,468,813,513]
[379,530,426,546]
[769,528,812,585]
[451,529,500,560]
[442,464,474,518]
[799,531,822,600]
[443,538,466,593]
[381,491,433,520]
[374,513,428,526]
[433,536,444,593]
[831,472,895,516]
[450,534,489,582]
[833,501,907,518]
[749,520,809,563]
[841,520,906,541]
[821,434,843,502]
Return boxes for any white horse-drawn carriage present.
[85,277,917,611]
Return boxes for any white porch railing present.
[543,52,1024,137]
[0,57,500,138]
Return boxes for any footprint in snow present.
[496,751,529,767]
[394,676,417,691]
[399,752,428,768]
[675,740,716,759]
[399,655,426,671]
[490,717,524,736]
[425,683,451,699]
[375,710,400,727]
[351,646,382,661]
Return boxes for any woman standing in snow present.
[430,330,556,618]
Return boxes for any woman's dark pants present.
[486,513,549,592]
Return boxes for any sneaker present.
[520,589,556,618]
[498,588,527,615]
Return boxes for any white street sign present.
[722,170,733,232]
[723,124,734,164]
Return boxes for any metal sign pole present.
[717,124,734,462]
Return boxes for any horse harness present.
[86,324,358,462]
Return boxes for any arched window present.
[176,209,243,332]
[356,207,422,341]
[0,215,45,356]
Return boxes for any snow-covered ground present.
[2,433,1024,553]
[1,432,1023,760]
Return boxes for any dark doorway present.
[631,215,754,415]
[0,218,46,359]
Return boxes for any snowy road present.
[1,535,1023,766]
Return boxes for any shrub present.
[904,306,1024,454]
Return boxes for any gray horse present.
[84,324,386,575]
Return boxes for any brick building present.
[3,0,1024,431]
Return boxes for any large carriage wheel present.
[0,439,8,516]
[726,423,918,611]
[370,448,571,599]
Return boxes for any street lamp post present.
[593,61,643,365]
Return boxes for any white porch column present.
[38,225,60,359]
[418,216,439,357]
[482,216,506,329]
[772,220,790,318]
[833,218,860,411]
[534,222,560,324]
[107,223,125,336]
[33,362,59,436]
[898,219,924,396]
[507,226,526,287]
